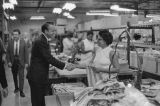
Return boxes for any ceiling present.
[4,0,160,20]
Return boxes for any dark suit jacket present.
[27,34,65,84]
[7,38,28,67]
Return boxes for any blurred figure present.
[62,31,74,56]
[27,31,39,63]
[6,29,28,97]
[79,31,95,65]
[0,38,8,98]
[23,32,29,43]
[31,31,39,43]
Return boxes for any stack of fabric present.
[71,80,155,106]
[52,83,86,98]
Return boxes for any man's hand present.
[2,54,6,63]
[8,62,12,67]
[2,87,8,98]
[65,63,76,71]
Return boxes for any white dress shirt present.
[14,39,20,55]
[42,33,49,43]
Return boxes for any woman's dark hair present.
[13,29,21,34]
[87,31,93,36]
[65,31,73,38]
[99,30,113,45]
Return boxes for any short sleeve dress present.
[87,46,117,87]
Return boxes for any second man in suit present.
[7,29,28,97]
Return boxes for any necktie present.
[15,42,18,56]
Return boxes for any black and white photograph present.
[0,0,160,106]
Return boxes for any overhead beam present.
[13,6,160,11]
[18,0,136,3]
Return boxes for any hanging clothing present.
[87,46,117,87]
[80,39,95,65]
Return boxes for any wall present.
[9,20,49,35]
[121,15,139,25]
[9,15,100,36]
[83,16,121,30]
[66,18,81,31]
[9,14,151,37]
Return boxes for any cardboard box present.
[142,56,157,73]
[45,93,73,106]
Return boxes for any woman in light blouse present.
[75,30,119,86]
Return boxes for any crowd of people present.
[0,22,120,106]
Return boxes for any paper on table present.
[56,68,86,76]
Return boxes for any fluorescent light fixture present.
[63,12,70,16]
[110,5,119,10]
[89,10,110,13]
[62,3,76,11]
[53,8,62,14]
[132,14,138,17]
[146,14,160,20]
[63,12,75,19]
[10,16,17,20]
[110,5,136,12]
[86,12,118,16]
[6,15,17,20]
[146,14,160,18]
[30,16,45,20]
[9,0,18,5]
[67,15,75,19]
[3,3,14,10]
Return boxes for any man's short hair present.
[13,29,21,34]
[41,22,55,33]
[87,31,93,36]
[41,23,50,33]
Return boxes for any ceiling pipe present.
[37,0,44,13]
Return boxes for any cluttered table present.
[141,78,160,105]
[46,79,160,106]
[55,68,87,78]
[50,53,87,78]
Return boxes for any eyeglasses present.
[97,38,103,41]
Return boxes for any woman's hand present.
[89,64,99,73]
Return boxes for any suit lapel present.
[41,34,48,44]
[41,34,50,52]
[11,39,15,55]
[19,39,25,55]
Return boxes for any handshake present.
[65,63,77,71]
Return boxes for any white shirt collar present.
[42,32,49,42]
[14,39,20,42]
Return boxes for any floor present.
[2,65,31,106]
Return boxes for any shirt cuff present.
[63,63,68,70]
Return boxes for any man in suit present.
[27,22,75,106]
[7,29,28,97]
[0,38,8,98]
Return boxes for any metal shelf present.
[113,42,160,49]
